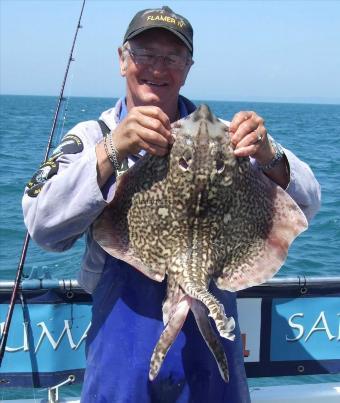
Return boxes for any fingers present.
[137,138,169,157]
[138,127,171,155]
[234,128,263,150]
[229,111,271,159]
[135,106,172,143]
[234,143,259,157]
[229,111,253,134]
[137,105,171,127]
[114,106,173,157]
[229,111,265,147]
[234,133,261,157]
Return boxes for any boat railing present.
[0,275,339,292]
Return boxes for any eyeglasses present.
[127,48,191,71]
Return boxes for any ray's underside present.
[93,104,308,382]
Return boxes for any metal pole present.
[0,0,86,366]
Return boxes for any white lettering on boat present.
[286,313,304,341]
[0,320,91,352]
[286,311,340,342]
[0,322,29,352]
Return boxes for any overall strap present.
[97,119,130,174]
[97,119,111,137]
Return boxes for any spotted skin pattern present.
[94,104,308,382]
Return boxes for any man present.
[23,6,321,403]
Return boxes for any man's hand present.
[229,110,289,188]
[96,106,173,188]
[229,111,274,166]
[113,106,173,162]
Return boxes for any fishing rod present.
[0,0,86,366]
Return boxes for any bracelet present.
[258,137,284,171]
[103,135,121,174]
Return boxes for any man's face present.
[119,29,192,111]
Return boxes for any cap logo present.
[124,7,193,54]
[146,14,186,28]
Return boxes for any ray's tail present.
[191,299,230,382]
[149,296,192,381]
[184,283,235,340]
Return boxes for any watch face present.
[259,139,284,171]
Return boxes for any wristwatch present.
[258,137,285,171]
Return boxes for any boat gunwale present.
[0,276,339,293]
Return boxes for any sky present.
[1,0,340,104]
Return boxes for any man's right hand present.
[95,106,173,188]
[113,106,173,162]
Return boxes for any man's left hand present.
[229,110,290,188]
[229,111,274,166]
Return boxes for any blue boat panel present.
[0,281,339,387]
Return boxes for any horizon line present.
[1,93,340,107]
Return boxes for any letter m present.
[35,320,77,352]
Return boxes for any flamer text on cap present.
[123,6,194,54]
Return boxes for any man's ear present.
[118,47,127,77]
[181,59,194,86]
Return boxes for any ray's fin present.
[191,299,230,382]
[93,156,168,282]
[216,173,308,291]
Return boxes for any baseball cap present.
[123,6,193,54]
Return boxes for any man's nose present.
[148,56,167,74]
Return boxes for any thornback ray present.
[93,104,308,382]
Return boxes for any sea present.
[0,94,339,400]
